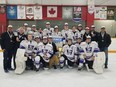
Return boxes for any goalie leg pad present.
[59,56,65,68]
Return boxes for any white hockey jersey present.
[61,29,72,39]
[62,44,76,61]
[78,30,85,40]
[35,43,53,62]
[70,30,79,43]
[20,40,37,56]
[43,27,54,36]
[52,31,62,37]
[75,43,82,55]
[80,41,99,59]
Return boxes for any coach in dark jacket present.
[90,25,99,42]
[97,26,111,68]
[1,25,16,73]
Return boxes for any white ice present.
[0,52,116,87]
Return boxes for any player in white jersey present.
[74,36,82,65]
[70,26,79,44]
[34,36,53,70]
[59,38,76,69]
[20,33,37,70]
[43,22,54,36]
[52,26,62,37]
[61,23,72,40]
[23,23,31,35]
[77,24,85,41]
[78,36,99,70]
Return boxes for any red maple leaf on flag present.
[49,8,56,15]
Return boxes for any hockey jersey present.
[20,40,37,55]
[43,27,54,36]
[80,41,99,59]
[62,44,76,61]
[35,43,53,62]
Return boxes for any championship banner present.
[7,6,17,19]
[107,8,115,20]
[94,7,107,19]
[73,7,82,22]
[34,6,42,20]
[26,6,34,19]
[100,7,107,19]
[0,5,5,14]
[94,7,101,19]
[43,6,62,20]
[88,0,94,14]
[62,7,73,19]
[17,5,26,19]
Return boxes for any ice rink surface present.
[0,52,116,87]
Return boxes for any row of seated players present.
[18,32,99,72]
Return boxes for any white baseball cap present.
[101,26,105,29]
[54,25,58,29]
[86,35,91,39]
[32,25,36,27]
[8,25,13,28]
[24,23,28,26]
[78,24,82,27]
[64,23,68,26]
[91,25,95,28]
[46,22,50,25]
[85,27,90,30]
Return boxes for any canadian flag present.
[47,6,57,17]
[43,6,62,20]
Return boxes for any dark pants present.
[40,57,49,68]
[85,60,93,69]
[12,48,17,69]
[3,50,13,70]
[62,55,74,67]
[26,57,34,69]
[100,47,108,67]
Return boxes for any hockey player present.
[70,25,79,44]
[77,24,85,41]
[43,22,54,36]
[23,23,31,35]
[52,26,62,37]
[74,36,82,65]
[19,32,37,70]
[59,38,76,68]
[35,36,53,70]
[78,35,99,70]
[33,36,42,71]
[83,27,91,41]
[61,23,72,39]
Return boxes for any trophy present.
[58,47,63,58]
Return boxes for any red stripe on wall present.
[82,6,87,21]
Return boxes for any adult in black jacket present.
[97,26,111,68]
[48,36,59,69]
[1,25,16,73]
[90,25,99,42]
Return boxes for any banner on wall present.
[73,7,82,22]
[17,6,26,19]
[26,6,34,19]
[94,7,107,19]
[88,0,94,14]
[0,5,5,14]
[43,6,62,20]
[34,6,42,20]
[7,6,17,19]
[62,7,73,19]
[107,9,115,20]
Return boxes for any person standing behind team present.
[1,25,16,73]
[97,26,111,68]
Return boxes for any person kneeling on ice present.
[78,35,100,71]
[59,38,76,69]
[34,36,53,70]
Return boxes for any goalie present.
[78,36,105,73]
[15,32,37,74]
